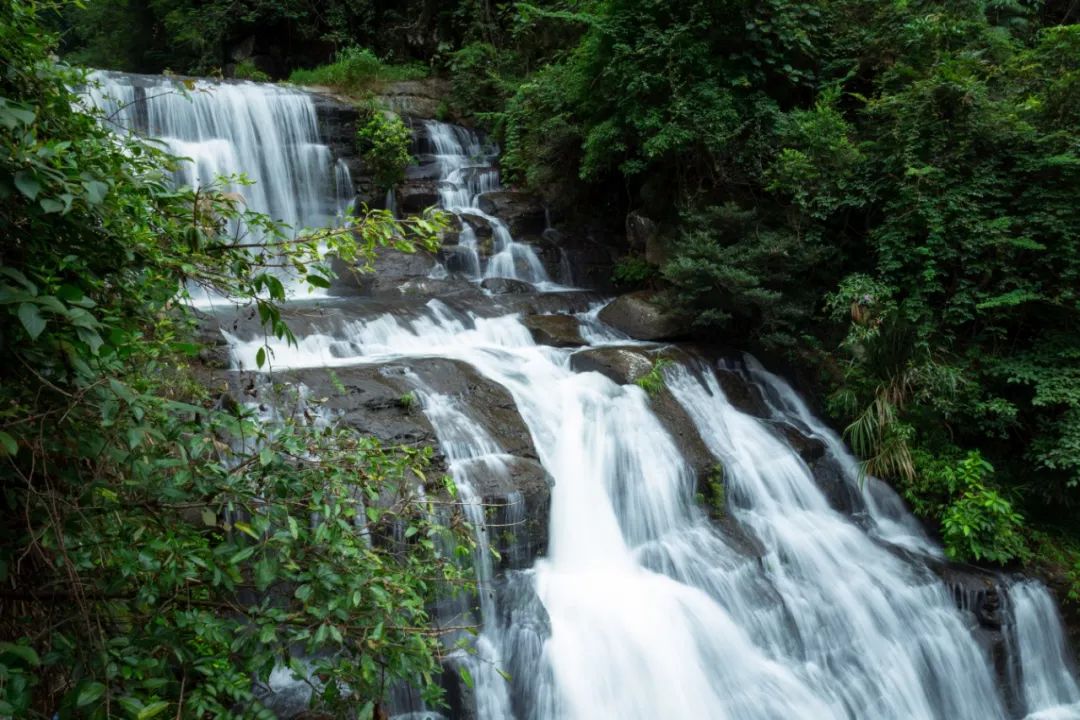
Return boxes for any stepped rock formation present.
[88,71,1080,720]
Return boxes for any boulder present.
[768,421,827,463]
[522,314,584,347]
[714,367,772,418]
[459,210,494,239]
[570,346,654,385]
[626,210,658,252]
[328,247,436,296]
[477,191,546,237]
[481,277,533,295]
[396,181,440,214]
[597,291,688,340]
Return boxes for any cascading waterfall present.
[1006,581,1080,718]
[104,73,1080,718]
[84,71,353,231]
[225,295,1080,719]
[420,121,550,285]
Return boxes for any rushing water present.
[93,72,1080,718]
[84,71,353,230]
[420,121,550,285]
[225,297,1080,720]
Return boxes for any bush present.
[356,107,413,192]
[288,46,428,93]
[0,4,461,716]
[233,58,270,82]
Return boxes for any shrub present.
[356,107,413,192]
[288,46,428,93]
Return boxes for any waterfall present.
[102,72,1080,718]
[82,71,353,238]
[1006,581,1080,718]
[420,121,550,285]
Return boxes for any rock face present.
[375,79,452,119]
[597,291,689,340]
[480,277,533,295]
[522,314,584,347]
[477,191,547,237]
[570,346,655,384]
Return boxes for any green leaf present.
[0,642,40,667]
[77,681,107,707]
[40,197,65,214]
[459,666,474,689]
[137,700,170,720]
[229,545,256,564]
[17,303,46,340]
[14,171,40,200]
[256,346,267,369]
[0,431,17,457]
[83,180,109,205]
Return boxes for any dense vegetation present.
[43,0,1080,620]
[1,2,469,717]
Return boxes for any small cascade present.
[82,71,353,287]
[406,387,515,719]
[419,121,549,285]
[1006,581,1080,718]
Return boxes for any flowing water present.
[85,73,1080,719]
[419,121,550,285]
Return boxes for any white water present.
[223,298,1080,719]
[1008,581,1080,718]
[100,74,1080,717]
[82,72,354,303]
[421,122,550,285]
[85,71,353,231]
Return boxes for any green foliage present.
[288,46,428,92]
[611,256,658,289]
[663,204,830,349]
[1,3,462,717]
[907,451,1027,564]
[355,107,413,192]
[635,357,673,397]
[233,59,270,82]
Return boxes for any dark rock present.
[570,346,655,385]
[807,453,863,515]
[477,191,547,237]
[769,421,827,463]
[522,314,584,347]
[481,277,533,295]
[625,210,657,252]
[328,247,437,296]
[459,211,494,239]
[714,366,772,418]
[597,291,688,340]
[396,181,441,214]
[375,79,451,119]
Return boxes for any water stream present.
[86,73,1080,719]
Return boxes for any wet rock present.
[597,291,688,341]
[711,366,772,419]
[376,79,451,119]
[807,454,863,515]
[522,314,584,348]
[459,211,494,239]
[396,181,441,214]
[407,358,538,461]
[470,456,551,565]
[768,421,826,463]
[625,210,657,252]
[480,277,533,295]
[477,191,546,237]
[328,247,437,296]
[570,346,654,385]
